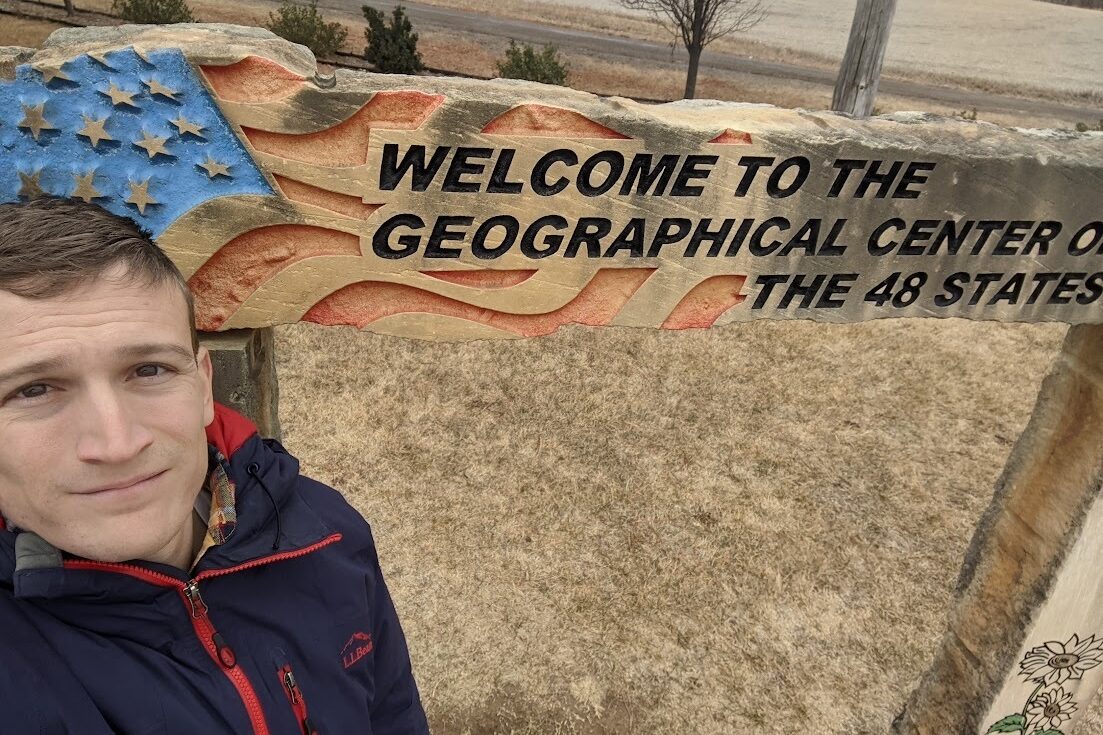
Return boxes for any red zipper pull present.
[212,632,238,668]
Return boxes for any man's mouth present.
[81,470,168,495]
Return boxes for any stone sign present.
[2,25,1101,341]
[4,24,1103,735]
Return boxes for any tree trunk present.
[63,0,75,15]
[683,44,701,100]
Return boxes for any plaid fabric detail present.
[206,446,238,546]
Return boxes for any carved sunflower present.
[1024,686,1077,733]
[1020,634,1103,685]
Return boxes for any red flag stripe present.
[189,224,362,330]
[661,275,748,329]
[241,91,444,167]
[200,56,307,103]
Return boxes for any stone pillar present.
[894,324,1103,735]
[201,327,281,441]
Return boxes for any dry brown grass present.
[0,14,65,46]
[273,319,1091,734]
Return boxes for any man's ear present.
[197,345,215,427]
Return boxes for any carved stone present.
[894,325,1103,734]
[1,25,1101,341]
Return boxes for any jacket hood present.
[205,400,260,461]
[0,403,333,599]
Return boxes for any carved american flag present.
[0,41,749,341]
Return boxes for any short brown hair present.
[0,198,198,353]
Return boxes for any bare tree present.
[621,0,767,99]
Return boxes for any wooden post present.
[832,0,898,117]
[894,324,1103,734]
[201,328,282,441]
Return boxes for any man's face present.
[0,265,213,564]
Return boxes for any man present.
[0,197,429,734]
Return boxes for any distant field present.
[501,0,1103,97]
[0,15,64,46]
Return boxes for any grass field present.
[273,319,1088,734]
[0,14,64,46]
[5,6,1103,732]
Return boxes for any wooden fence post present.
[201,327,282,441]
[832,0,898,117]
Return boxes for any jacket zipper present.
[183,579,267,733]
[64,533,343,735]
[279,664,320,735]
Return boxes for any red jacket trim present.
[206,402,259,459]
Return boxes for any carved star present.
[143,78,179,100]
[35,64,72,84]
[87,51,115,70]
[168,114,204,138]
[18,103,57,141]
[17,170,44,199]
[197,157,231,179]
[133,131,172,159]
[77,115,114,148]
[102,82,138,108]
[71,172,103,203]
[125,179,158,215]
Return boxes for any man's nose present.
[75,385,155,464]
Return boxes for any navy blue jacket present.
[0,404,429,734]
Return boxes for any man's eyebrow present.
[0,343,195,389]
[114,343,196,363]
[0,357,71,390]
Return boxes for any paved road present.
[345,0,1102,122]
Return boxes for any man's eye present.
[16,384,49,400]
[135,364,169,378]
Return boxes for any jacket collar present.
[205,400,258,460]
[0,403,333,599]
